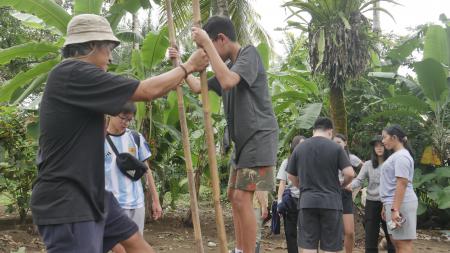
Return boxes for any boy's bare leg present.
[343,214,355,253]
[228,187,244,250]
[232,189,256,253]
[121,232,155,253]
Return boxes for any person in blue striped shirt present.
[105,102,162,253]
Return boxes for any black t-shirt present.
[31,59,139,225]
[286,136,351,210]
[208,45,279,168]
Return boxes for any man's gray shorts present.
[37,191,138,253]
[297,208,343,252]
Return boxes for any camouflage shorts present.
[228,166,274,192]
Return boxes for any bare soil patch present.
[0,202,449,253]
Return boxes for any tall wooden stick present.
[192,1,228,252]
[165,1,204,252]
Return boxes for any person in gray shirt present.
[380,125,418,253]
[175,16,278,253]
[348,135,395,253]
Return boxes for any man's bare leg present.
[112,243,126,253]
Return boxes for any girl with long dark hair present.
[380,125,418,253]
[349,135,395,253]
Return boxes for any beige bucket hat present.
[64,14,120,47]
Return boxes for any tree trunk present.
[329,85,348,137]
[182,149,206,226]
[212,0,229,16]
[19,208,27,225]
[372,0,381,33]
[183,167,203,227]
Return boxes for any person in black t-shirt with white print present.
[31,14,208,253]
[286,117,354,253]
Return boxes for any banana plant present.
[413,167,450,215]
[367,22,450,161]
[0,0,151,104]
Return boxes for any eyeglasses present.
[118,115,133,123]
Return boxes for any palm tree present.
[160,0,272,47]
[284,0,395,136]
[212,0,228,16]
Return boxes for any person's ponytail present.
[402,136,414,158]
[384,125,414,158]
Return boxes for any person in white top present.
[105,102,162,253]
[276,135,305,253]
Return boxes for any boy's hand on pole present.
[185,49,209,73]
[168,47,181,62]
[191,27,211,48]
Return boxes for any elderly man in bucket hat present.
[30,14,208,253]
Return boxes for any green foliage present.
[415,59,448,106]
[0,0,152,105]
[74,0,103,15]
[0,106,37,223]
[423,25,449,66]
[159,0,271,47]
[366,18,450,163]
[141,27,169,70]
[0,59,59,103]
[0,42,59,66]
[269,36,326,158]
[116,31,144,44]
[297,103,322,129]
[0,0,71,35]
[413,167,450,227]
[256,42,270,70]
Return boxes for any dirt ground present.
[0,202,449,253]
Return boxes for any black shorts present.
[297,208,343,252]
[342,190,353,214]
[37,191,138,253]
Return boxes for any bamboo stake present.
[192,1,228,252]
[165,1,204,252]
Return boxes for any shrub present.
[0,106,37,223]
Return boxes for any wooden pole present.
[165,1,204,252]
[192,1,228,252]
